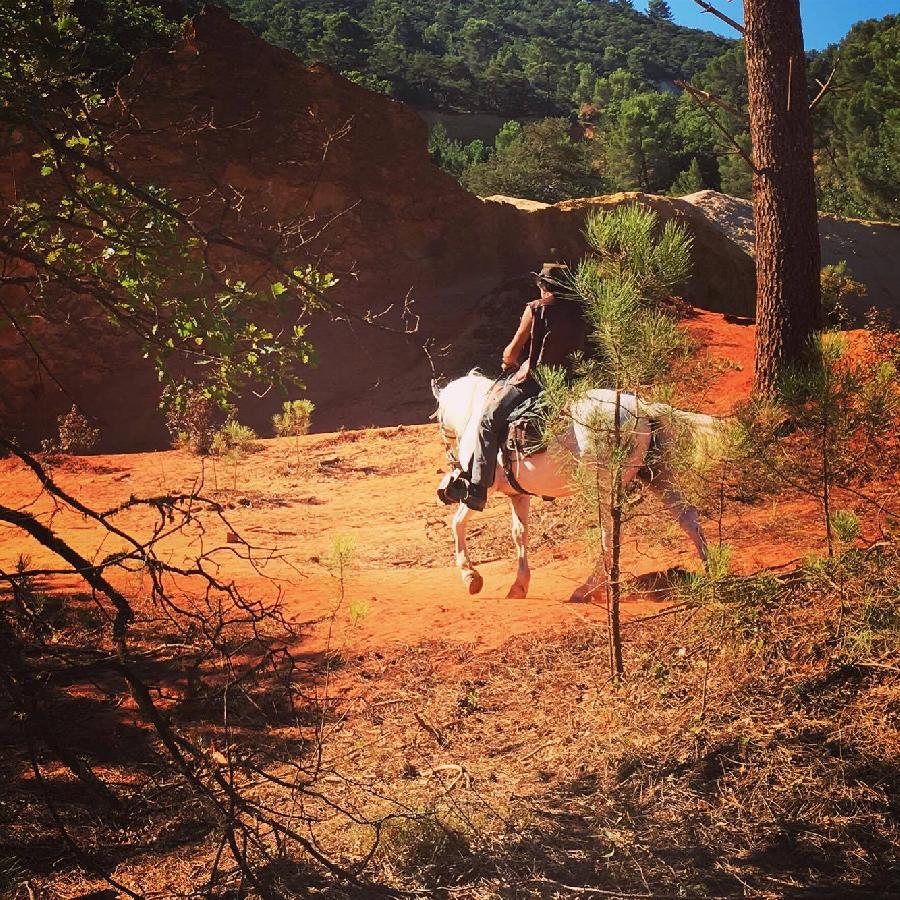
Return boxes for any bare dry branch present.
[692,0,745,35]
[675,80,758,174]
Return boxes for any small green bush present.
[210,419,258,456]
[272,399,314,437]
[830,509,861,547]
[821,260,867,328]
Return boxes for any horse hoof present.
[465,572,483,595]
[506,584,528,600]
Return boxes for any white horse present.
[433,373,717,602]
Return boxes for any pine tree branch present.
[809,63,838,111]
[676,80,758,174]
[692,0,745,35]
[674,79,747,122]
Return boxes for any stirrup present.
[437,469,468,505]
[464,485,487,511]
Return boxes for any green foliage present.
[67,0,200,90]
[801,549,900,665]
[669,157,706,196]
[830,509,861,546]
[738,332,900,556]
[572,272,684,387]
[210,419,258,457]
[647,0,673,23]
[717,133,753,199]
[328,533,356,577]
[0,0,197,96]
[463,117,604,202]
[342,68,393,94]
[2,0,333,444]
[272,398,314,437]
[583,204,693,304]
[494,119,523,152]
[427,123,489,179]
[600,90,680,192]
[675,543,777,630]
[51,404,100,454]
[165,388,220,454]
[12,2,895,220]
[223,0,732,115]
[811,16,900,221]
[820,260,868,328]
[348,596,371,624]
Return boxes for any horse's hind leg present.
[452,503,483,595]
[507,495,531,599]
[650,469,708,563]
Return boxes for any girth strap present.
[502,450,533,497]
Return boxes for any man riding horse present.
[440,262,588,511]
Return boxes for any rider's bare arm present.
[502,305,533,369]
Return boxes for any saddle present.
[503,394,547,459]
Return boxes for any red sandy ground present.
[0,312,855,659]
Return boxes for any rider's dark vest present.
[524,294,588,380]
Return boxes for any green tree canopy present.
[462,117,605,203]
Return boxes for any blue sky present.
[639,1,898,49]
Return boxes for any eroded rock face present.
[0,8,755,449]
[682,190,900,326]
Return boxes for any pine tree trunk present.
[744,0,822,394]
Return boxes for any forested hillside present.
[430,14,898,222]
[220,0,732,114]
[24,2,900,220]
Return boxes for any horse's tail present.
[639,401,727,471]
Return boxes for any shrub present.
[165,389,220,454]
[272,399,314,437]
[51,405,100,454]
[210,419,258,457]
[821,260,867,327]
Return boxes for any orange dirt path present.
[0,312,836,657]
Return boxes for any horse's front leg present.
[452,503,483,595]
[507,494,531,599]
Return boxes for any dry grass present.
[1,548,897,898]
[298,546,899,898]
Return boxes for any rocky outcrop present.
[682,190,900,325]
[1,9,756,449]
